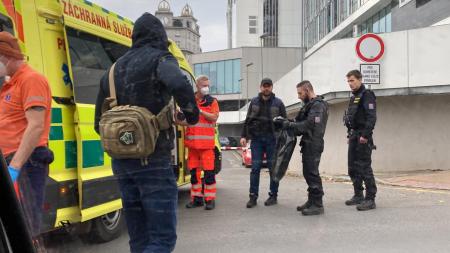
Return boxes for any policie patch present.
[119,131,135,145]
[315,116,321,123]
[368,103,375,110]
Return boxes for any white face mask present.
[200,86,209,95]
[0,62,7,77]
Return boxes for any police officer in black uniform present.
[277,81,328,216]
[343,70,377,211]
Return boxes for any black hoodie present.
[95,13,199,156]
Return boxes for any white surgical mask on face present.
[200,86,209,95]
[0,62,7,77]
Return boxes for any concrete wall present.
[277,0,302,47]
[393,0,450,32]
[299,94,450,176]
[233,0,261,48]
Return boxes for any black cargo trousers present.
[301,142,324,203]
[348,133,377,200]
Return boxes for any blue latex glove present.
[8,165,20,183]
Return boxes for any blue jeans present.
[249,136,279,197]
[112,156,177,253]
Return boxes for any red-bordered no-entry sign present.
[356,33,385,63]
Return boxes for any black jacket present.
[94,13,199,156]
[241,93,286,139]
[344,85,377,138]
[289,96,328,153]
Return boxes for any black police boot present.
[186,197,204,209]
[264,193,278,206]
[205,200,215,210]
[297,199,312,212]
[301,199,324,216]
[345,193,364,206]
[356,199,376,211]
[246,194,258,208]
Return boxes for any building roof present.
[181,4,194,17]
[158,0,171,12]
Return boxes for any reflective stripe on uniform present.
[186,135,215,140]
[204,184,216,189]
[191,191,204,197]
[192,184,202,190]
[204,192,216,197]
[192,123,215,128]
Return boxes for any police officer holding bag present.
[276,81,328,216]
[343,70,377,211]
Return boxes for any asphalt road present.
[45,151,450,253]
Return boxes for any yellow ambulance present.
[0,0,220,242]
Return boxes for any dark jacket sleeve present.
[289,101,326,136]
[361,91,377,138]
[94,73,108,134]
[279,99,287,118]
[241,102,253,139]
[157,54,199,125]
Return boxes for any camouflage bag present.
[99,63,173,160]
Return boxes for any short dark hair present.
[346,70,362,79]
[297,80,314,91]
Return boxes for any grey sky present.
[90,0,227,52]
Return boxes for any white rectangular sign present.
[360,64,380,84]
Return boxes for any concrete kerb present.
[320,174,450,192]
[224,150,450,192]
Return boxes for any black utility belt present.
[4,146,54,164]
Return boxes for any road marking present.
[231,151,241,161]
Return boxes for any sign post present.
[356,33,385,88]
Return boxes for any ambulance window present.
[0,14,13,34]
[66,27,129,104]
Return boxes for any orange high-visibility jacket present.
[185,96,217,149]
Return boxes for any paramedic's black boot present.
[205,200,215,210]
[186,197,204,208]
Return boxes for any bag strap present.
[108,63,118,108]
[155,99,174,130]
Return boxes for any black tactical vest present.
[344,89,374,130]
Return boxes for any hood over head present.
[132,12,168,50]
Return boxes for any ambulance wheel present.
[81,209,125,243]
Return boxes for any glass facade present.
[358,5,392,35]
[194,59,241,95]
[303,0,393,50]
[263,0,279,47]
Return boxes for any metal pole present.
[245,63,253,107]
[238,78,243,121]
[260,39,263,80]
[259,33,269,80]
[246,66,249,106]
[301,0,304,82]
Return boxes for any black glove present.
[273,116,291,130]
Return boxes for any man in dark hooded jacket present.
[95,13,199,253]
